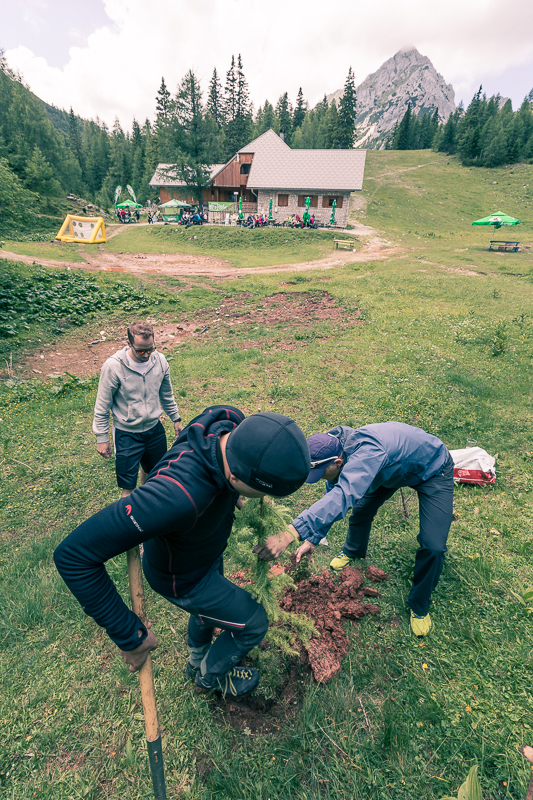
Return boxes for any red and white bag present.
[449,447,496,486]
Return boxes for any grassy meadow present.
[1,150,533,799]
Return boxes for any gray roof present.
[149,164,224,187]
[151,129,367,192]
[242,129,366,192]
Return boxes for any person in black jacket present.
[54,406,310,698]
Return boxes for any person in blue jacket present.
[54,406,310,698]
[254,421,454,637]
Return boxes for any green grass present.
[1,240,87,262]
[104,224,345,268]
[2,152,533,799]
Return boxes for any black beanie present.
[225,412,310,497]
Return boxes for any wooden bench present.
[489,240,520,252]
[334,238,356,250]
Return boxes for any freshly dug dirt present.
[210,564,389,733]
[280,565,388,683]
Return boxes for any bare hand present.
[97,442,111,459]
[236,496,245,510]
[120,623,158,672]
[295,540,315,563]
[253,527,297,561]
[174,420,183,437]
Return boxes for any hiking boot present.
[185,662,200,681]
[195,666,260,698]
[330,551,352,571]
[410,611,433,637]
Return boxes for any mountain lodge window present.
[322,196,343,208]
[298,195,318,207]
[278,194,288,206]
[240,164,251,175]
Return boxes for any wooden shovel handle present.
[127,547,160,742]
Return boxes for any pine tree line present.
[0,51,358,210]
[433,88,533,167]
[388,86,533,169]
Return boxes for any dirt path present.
[0,231,401,279]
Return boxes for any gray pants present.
[162,556,268,679]
[342,454,454,616]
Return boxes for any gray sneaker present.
[185,662,200,681]
[195,666,260,698]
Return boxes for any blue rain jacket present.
[293,422,449,544]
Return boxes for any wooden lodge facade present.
[150,130,367,225]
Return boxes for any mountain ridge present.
[327,48,456,149]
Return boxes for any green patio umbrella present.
[329,199,337,226]
[238,197,243,220]
[268,198,273,220]
[302,196,311,225]
[116,200,142,209]
[159,199,191,209]
[472,211,520,230]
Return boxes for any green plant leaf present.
[458,766,483,800]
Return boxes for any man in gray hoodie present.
[93,320,182,497]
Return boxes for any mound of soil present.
[280,565,388,683]
[209,564,388,733]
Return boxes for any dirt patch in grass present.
[13,291,359,379]
[185,290,362,341]
[210,565,388,734]
[14,319,201,380]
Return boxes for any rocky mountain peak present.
[327,47,456,149]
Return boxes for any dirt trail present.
[0,229,401,279]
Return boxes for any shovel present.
[127,546,167,799]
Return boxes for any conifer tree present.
[154,77,175,161]
[224,56,237,125]
[276,92,292,143]
[393,102,413,149]
[338,67,357,148]
[224,54,251,157]
[293,87,307,130]
[155,78,171,120]
[324,99,340,148]
[254,100,278,137]
[24,146,63,206]
[207,67,224,126]
[170,69,216,203]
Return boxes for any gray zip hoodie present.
[92,348,180,443]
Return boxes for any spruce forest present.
[1,45,533,222]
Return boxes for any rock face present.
[327,47,456,149]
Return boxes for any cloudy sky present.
[3,0,533,130]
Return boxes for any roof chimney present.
[279,130,285,142]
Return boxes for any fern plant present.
[230,498,316,657]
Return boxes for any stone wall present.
[256,190,351,227]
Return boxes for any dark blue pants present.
[162,557,268,679]
[342,454,454,616]
[114,422,167,490]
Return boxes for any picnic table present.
[489,240,520,252]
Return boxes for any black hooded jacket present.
[54,406,244,651]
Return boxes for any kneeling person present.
[54,407,310,698]
[256,421,454,638]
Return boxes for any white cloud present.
[5,0,533,128]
